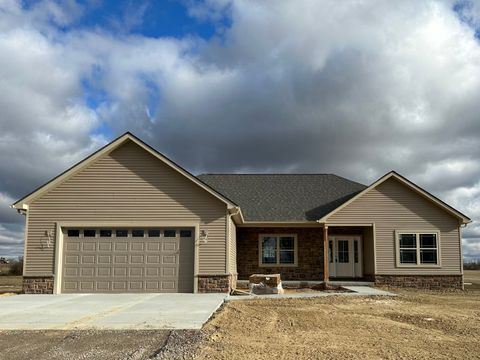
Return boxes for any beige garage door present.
[62,228,195,293]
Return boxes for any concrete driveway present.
[0,293,226,330]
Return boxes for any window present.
[148,229,160,237]
[397,232,439,266]
[99,229,112,237]
[164,230,176,237]
[132,229,145,237]
[116,229,128,237]
[83,229,96,237]
[354,240,359,263]
[259,235,297,266]
[180,230,192,238]
[329,240,333,263]
[67,229,80,237]
[337,240,349,263]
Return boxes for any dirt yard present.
[197,284,480,359]
[0,273,479,359]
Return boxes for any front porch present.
[236,225,375,282]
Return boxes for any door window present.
[337,240,349,263]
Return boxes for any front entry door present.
[335,239,352,277]
[328,236,362,278]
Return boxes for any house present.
[11,133,471,294]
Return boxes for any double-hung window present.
[396,232,440,266]
[259,234,297,266]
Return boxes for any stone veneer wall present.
[237,227,324,281]
[23,276,54,294]
[375,275,463,289]
[197,275,234,293]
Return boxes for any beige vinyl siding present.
[228,217,237,274]
[328,177,461,275]
[25,140,228,276]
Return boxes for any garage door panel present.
[97,267,111,276]
[114,255,128,264]
[162,242,177,251]
[64,267,78,277]
[81,267,95,277]
[162,267,176,276]
[64,282,78,290]
[98,255,111,264]
[146,255,160,264]
[111,282,125,290]
[146,267,159,276]
[129,281,143,290]
[130,255,144,264]
[65,255,79,264]
[131,243,145,251]
[114,243,128,251]
[81,255,95,264]
[147,243,160,251]
[129,267,143,276]
[62,227,194,293]
[80,282,94,291]
[162,255,176,264]
[113,267,127,276]
[98,243,112,251]
[96,281,110,291]
[161,281,176,290]
[82,243,96,251]
[66,243,80,251]
[146,281,159,290]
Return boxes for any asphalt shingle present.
[196,174,367,222]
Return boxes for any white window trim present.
[258,234,298,267]
[395,231,441,268]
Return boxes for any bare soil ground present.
[197,281,480,359]
[0,330,206,360]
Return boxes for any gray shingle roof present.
[196,174,367,222]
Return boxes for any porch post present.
[323,225,329,282]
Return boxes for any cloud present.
[0,0,479,260]
[0,223,24,258]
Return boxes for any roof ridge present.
[329,174,367,187]
[198,173,338,176]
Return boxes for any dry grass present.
[0,276,22,293]
[464,270,480,289]
[197,275,480,360]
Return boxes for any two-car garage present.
[61,227,195,293]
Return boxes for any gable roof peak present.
[12,132,238,210]
[318,170,471,224]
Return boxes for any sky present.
[0,0,479,261]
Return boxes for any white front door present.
[328,236,362,278]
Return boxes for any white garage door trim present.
[54,221,200,294]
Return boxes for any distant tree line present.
[0,257,23,276]
[464,259,480,270]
